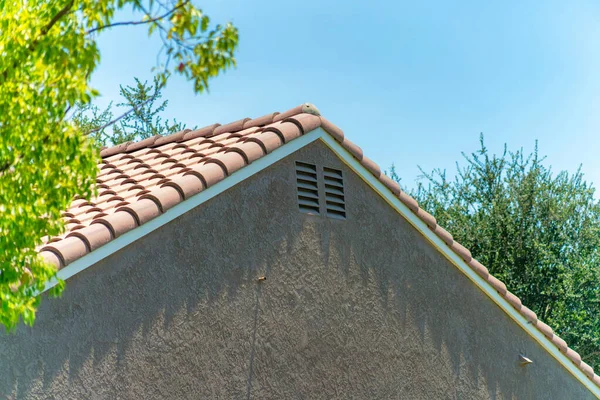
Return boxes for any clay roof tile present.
[153,129,190,147]
[282,113,322,134]
[41,236,89,267]
[243,112,279,129]
[100,141,132,158]
[139,186,183,212]
[66,224,114,252]
[182,123,220,141]
[212,118,251,135]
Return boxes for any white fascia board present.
[43,128,326,292]
[319,133,600,398]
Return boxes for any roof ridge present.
[99,103,321,159]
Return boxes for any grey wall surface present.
[0,140,594,399]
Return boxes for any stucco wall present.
[0,140,594,399]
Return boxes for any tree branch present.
[84,92,160,136]
[41,0,75,36]
[1,1,75,82]
[86,1,189,35]
[85,50,173,137]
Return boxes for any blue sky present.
[91,1,600,191]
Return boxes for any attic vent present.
[323,167,346,219]
[295,162,320,214]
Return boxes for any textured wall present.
[0,140,594,399]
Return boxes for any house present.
[1,103,598,399]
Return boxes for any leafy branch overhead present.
[74,77,186,147]
[0,1,238,330]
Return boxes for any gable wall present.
[0,140,593,399]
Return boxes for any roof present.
[38,102,600,393]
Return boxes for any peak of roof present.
[38,102,600,392]
[99,102,322,159]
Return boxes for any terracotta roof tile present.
[272,104,305,122]
[487,275,507,295]
[182,124,221,141]
[451,241,472,263]
[43,236,89,266]
[243,112,279,129]
[212,118,251,135]
[552,335,569,353]
[36,102,600,390]
[379,175,401,196]
[416,209,437,230]
[40,250,63,269]
[251,131,285,154]
[433,225,453,246]
[67,224,113,252]
[581,362,595,379]
[139,186,183,212]
[163,174,204,199]
[340,138,363,160]
[361,157,381,178]
[536,320,555,339]
[468,259,489,280]
[567,348,583,366]
[91,210,137,238]
[519,305,538,324]
[153,129,190,147]
[319,117,344,142]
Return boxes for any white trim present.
[43,127,599,397]
[43,128,325,292]
[319,134,600,398]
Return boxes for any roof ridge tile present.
[212,118,251,136]
[125,135,162,153]
[153,129,190,147]
[273,105,304,122]
[243,112,279,129]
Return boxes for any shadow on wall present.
[0,142,570,399]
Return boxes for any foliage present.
[407,135,600,367]
[71,101,115,146]
[0,0,238,330]
[72,77,185,146]
[113,77,185,143]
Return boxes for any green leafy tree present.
[73,77,185,146]
[71,101,115,146]
[114,77,185,142]
[0,0,238,330]
[405,135,600,367]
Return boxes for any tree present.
[405,135,600,368]
[113,77,185,143]
[0,1,238,330]
[70,101,115,146]
[72,77,185,146]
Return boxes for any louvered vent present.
[323,167,346,219]
[295,162,320,214]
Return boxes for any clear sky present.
[90,0,600,191]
